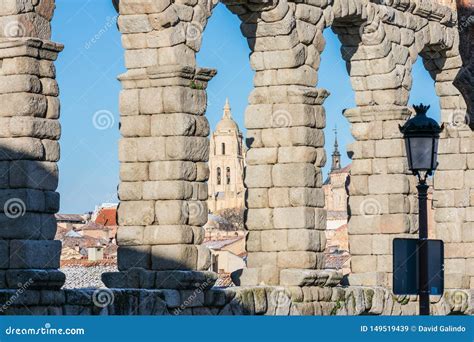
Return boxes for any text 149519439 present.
[360,325,467,333]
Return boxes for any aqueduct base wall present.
[0,287,472,316]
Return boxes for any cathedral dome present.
[216,117,238,131]
[216,99,239,132]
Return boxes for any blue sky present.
[52,0,440,213]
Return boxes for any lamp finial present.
[413,104,430,116]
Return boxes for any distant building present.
[91,203,118,242]
[204,214,245,241]
[91,203,117,222]
[323,129,350,230]
[56,203,118,262]
[55,214,87,231]
[55,214,87,224]
[76,222,114,241]
[204,236,246,274]
[94,206,117,227]
[87,246,105,261]
[208,99,245,213]
[322,129,351,273]
[61,246,83,261]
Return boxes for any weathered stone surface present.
[143,225,194,245]
[118,201,155,226]
[273,207,315,229]
[24,0,465,292]
[155,271,217,289]
[117,246,151,271]
[151,245,198,270]
[272,163,316,187]
[9,240,61,269]
[280,269,342,287]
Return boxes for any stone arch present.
[112,0,471,289]
[313,0,470,288]
[309,0,418,287]
[0,0,470,292]
[226,0,335,286]
[111,0,335,288]
[383,8,474,289]
[110,0,242,289]
[414,25,473,289]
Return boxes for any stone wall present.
[105,0,219,289]
[0,0,64,289]
[0,0,471,296]
[228,0,333,286]
[0,287,471,315]
[453,0,473,120]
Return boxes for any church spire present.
[331,126,341,171]
[223,98,232,119]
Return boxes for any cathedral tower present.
[208,99,245,212]
[331,127,342,171]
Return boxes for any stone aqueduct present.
[0,0,472,315]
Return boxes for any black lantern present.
[399,104,444,179]
[398,103,444,316]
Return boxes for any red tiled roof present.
[77,221,113,231]
[95,208,117,226]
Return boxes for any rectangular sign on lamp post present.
[393,238,444,296]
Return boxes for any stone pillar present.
[231,0,341,287]
[421,17,472,289]
[102,0,216,289]
[434,126,474,289]
[238,86,334,287]
[0,1,65,289]
[345,106,416,287]
[453,0,474,120]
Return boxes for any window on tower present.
[222,143,226,155]
[226,167,231,185]
[217,167,221,185]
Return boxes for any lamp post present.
[399,104,444,316]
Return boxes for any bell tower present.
[208,99,245,212]
[331,126,342,171]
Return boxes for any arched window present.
[226,167,231,185]
[217,167,221,185]
[222,143,226,155]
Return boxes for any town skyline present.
[54,0,441,214]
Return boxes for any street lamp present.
[399,104,444,316]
